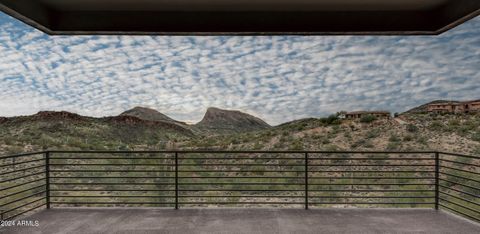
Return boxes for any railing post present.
[45,151,51,209]
[175,152,179,210]
[435,152,439,210]
[305,152,309,210]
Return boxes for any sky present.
[0,13,479,125]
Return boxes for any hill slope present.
[120,106,187,125]
[0,111,193,153]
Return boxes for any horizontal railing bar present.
[438,185,479,198]
[3,203,46,221]
[309,196,435,199]
[440,159,480,167]
[48,150,438,154]
[50,157,174,160]
[439,204,480,222]
[0,165,45,176]
[0,151,46,159]
[49,163,174,166]
[179,157,304,160]
[0,158,45,168]
[50,189,175,192]
[50,202,175,204]
[439,179,480,191]
[50,195,176,198]
[50,176,176,179]
[0,171,46,183]
[439,152,480,160]
[439,192,480,207]
[309,158,434,160]
[309,183,434,186]
[178,176,304,179]
[178,195,305,198]
[2,197,46,214]
[48,195,305,198]
[439,198,480,214]
[179,189,304,192]
[178,202,304,204]
[50,170,174,173]
[0,178,46,191]
[178,170,305,173]
[309,202,435,204]
[177,183,304,185]
[179,164,304,166]
[439,166,480,175]
[309,170,435,173]
[309,189,434,192]
[309,177,435,180]
[0,191,46,207]
[50,182,175,185]
[439,172,480,184]
[309,164,435,167]
[0,184,46,200]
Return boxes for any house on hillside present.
[427,100,480,114]
[345,111,391,120]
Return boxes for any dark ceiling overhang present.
[0,0,479,35]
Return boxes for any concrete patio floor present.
[2,208,480,234]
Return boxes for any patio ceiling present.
[0,0,479,35]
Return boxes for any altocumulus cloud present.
[0,13,479,125]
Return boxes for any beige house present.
[427,100,480,114]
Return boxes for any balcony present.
[1,150,479,233]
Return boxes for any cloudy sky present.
[0,13,479,125]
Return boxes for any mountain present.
[120,107,186,125]
[1,102,479,155]
[0,111,193,153]
[195,107,271,134]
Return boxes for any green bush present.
[389,134,400,142]
[429,121,444,131]
[360,115,377,123]
[472,132,480,142]
[320,115,341,125]
[366,130,380,139]
[403,135,413,142]
[406,124,418,133]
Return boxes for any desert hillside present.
[0,106,479,155]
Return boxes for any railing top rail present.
[46,150,438,154]
[1,150,478,159]
[0,151,47,160]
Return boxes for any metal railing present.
[0,150,479,222]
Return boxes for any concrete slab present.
[2,208,480,234]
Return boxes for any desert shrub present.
[289,139,303,150]
[320,115,341,125]
[406,124,418,133]
[472,132,480,142]
[473,146,480,155]
[386,142,400,150]
[360,115,377,123]
[389,134,400,142]
[366,129,380,139]
[403,135,413,142]
[429,121,444,131]
[351,139,367,148]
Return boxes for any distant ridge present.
[120,106,187,125]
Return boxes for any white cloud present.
[0,14,479,125]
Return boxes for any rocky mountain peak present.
[196,107,270,134]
